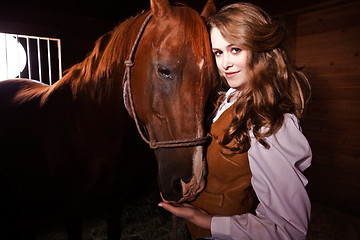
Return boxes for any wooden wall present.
[284,0,360,214]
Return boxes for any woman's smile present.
[210,27,250,88]
[224,70,241,79]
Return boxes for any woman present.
[158,2,312,239]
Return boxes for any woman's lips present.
[224,71,240,78]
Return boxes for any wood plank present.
[294,0,360,26]
[304,130,359,149]
[304,137,359,154]
[301,65,360,76]
[309,148,360,173]
[306,163,360,191]
[305,101,360,117]
[293,27,360,58]
[309,141,360,162]
[307,75,360,89]
[295,26,360,47]
[303,115,360,132]
[294,51,360,68]
[304,100,360,113]
[307,181,360,212]
[304,116,360,129]
[291,1,360,36]
[307,177,360,199]
[294,13,360,37]
[304,115,360,131]
[300,65,360,88]
[308,87,360,101]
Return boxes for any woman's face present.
[210,27,250,88]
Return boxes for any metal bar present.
[4,35,9,79]
[26,36,31,79]
[47,39,52,85]
[37,37,42,82]
[15,35,21,78]
[57,39,63,79]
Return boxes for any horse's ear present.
[201,0,216,21]
[150,0,172,18]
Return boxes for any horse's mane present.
[14,4,216,105]
[13,11,150,105]
[62,11,150,102]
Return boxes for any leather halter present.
[122,12,211,149]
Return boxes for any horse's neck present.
[54,12,149,116]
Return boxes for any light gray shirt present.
[211,88,312,240]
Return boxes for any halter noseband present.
[122,12,211,149]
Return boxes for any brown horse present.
[0,0,217,239]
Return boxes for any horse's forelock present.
[177,6,217,85]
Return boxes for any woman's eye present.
[157,65,173,80]
[232,47,242,54]
[213,50,222,56]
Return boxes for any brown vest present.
[187,105,258,239]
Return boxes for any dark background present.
[0,0,329,72]
[1,0,359,239]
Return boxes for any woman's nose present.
[221,54,233,70]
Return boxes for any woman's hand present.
[158,201,212,230]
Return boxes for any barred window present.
[0,32,62,85]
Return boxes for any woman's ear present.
[200,0,216,21]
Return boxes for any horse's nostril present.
[173,178,182,195]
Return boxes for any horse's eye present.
[157,65,173,80]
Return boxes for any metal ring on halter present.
[122,12,211,149]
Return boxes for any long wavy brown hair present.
[208,3,311,153]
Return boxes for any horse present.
[0,0,217,239]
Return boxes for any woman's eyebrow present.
[227,43,238,48]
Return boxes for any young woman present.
[159,3,312,239]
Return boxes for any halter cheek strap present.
[122,12,211,149]
[123,80,133,120]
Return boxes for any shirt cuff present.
[211,216,232,240]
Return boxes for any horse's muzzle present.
[178,176,205,203]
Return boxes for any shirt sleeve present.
[211,114,312,240]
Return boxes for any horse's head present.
[126,0,217,202]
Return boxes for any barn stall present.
[0,0,359,239]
